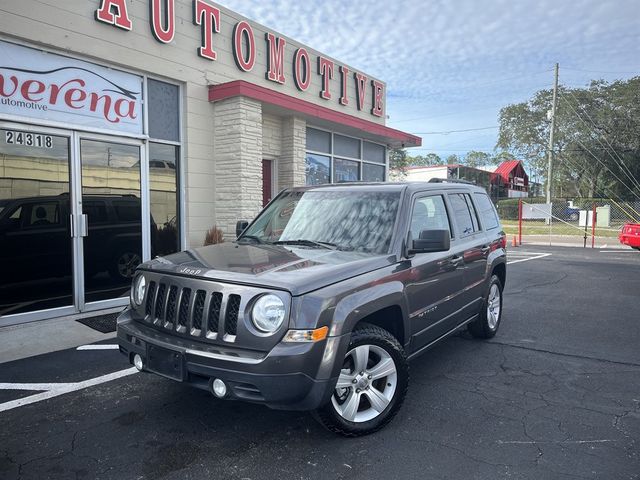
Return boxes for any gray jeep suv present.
[117,181,507,436]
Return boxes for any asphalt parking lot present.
[1,246,639,480]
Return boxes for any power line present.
[412,126,499,135]
[559,93,640,192]
[563,89,640,191]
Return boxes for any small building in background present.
[491,160,529,199]
[394,159,530,202]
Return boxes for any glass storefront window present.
[305,128,386,185]
[148,79,180,142]
[363,141,386,164]
[306,127,331,153]
[334,134,360,159]
[0,128,73,315]
[334,158,359,182]
[363,163,385,182]
[149,142,179,256]
[305,153,331,185]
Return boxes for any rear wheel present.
[313,324,408,437]
[468,275,503,339]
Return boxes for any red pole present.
[591,204,596,248]
[518,198,523,246]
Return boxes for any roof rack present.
[428,178,474,185]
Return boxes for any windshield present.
[240,190,401,254]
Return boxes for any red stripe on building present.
[208,80,421,147]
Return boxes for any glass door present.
[0,125,76,318]
[77,136,145,309]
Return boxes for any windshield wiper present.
[237,235,267,244]
[273,239,338,250]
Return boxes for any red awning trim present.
[208,80,421,147]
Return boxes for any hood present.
[142,242,397,296]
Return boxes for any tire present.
[108,250,141,281]
[569,212,579,221]
[468,275,503,339]
[312,323,408,437]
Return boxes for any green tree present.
[389,148,410,179]
[496,77,640,199]
[445,154,460,165]
[408,153,442,167]
[463,151,492,168]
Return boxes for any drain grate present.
[76,312,120,333]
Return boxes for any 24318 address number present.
[5,131,53,149]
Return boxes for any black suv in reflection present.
[0,194,148,283]
[118,181,507,436]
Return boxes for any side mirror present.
[410,229,450,254]
[236,220,249,237]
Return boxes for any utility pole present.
[546,63,559,204]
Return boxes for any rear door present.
[406,192,465,351]
[446,192,488,315]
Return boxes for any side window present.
[473,193,500,230]
[448,193,477,237]
[25,202,59,227]
[410,195,451,238]
[463,193,480,231]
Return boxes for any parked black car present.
[117,181,507,436]
[0,194,150,282]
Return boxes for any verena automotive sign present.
[0,41,142,134]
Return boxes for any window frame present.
[305,126,388,185]
[472,192,500,231]
[447,192,481,239]
[409,193,453,240]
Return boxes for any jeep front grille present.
[144,281,245,343]
[225,294,241,336]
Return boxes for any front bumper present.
[117,310,349,411]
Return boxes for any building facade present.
[0,0,420,324]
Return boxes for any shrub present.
[204,225,224,246]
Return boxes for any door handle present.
[69,214,75,238]
[443,255,463,271]
[80,214,88,237]
[481,245,491,254]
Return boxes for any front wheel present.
[312,323,408,437]
[468,274,503,339]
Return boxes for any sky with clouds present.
[218,0,640,159]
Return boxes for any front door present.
[0,123,146,322]
[78,137,144,308]
[406,193,465,351]
[0,126,75,317]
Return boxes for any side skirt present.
[407,314,478,361]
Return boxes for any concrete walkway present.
[0,308,121,364]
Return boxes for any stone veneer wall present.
[279,116,307,189]
[213,96,263,240]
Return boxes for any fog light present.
[133,354,144,371]
[211,378,227,398]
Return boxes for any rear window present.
[448,193,478,237]
[473,193,500,230]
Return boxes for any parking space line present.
[0,367,138,413]
[507,253,552,265]
[76,344,119,350]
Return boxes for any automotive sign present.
[0,41,143,134]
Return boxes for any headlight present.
[132,275,146,306]
[251,294,285,333]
